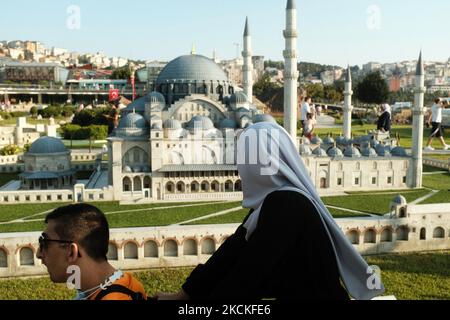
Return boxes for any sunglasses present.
[38,233,82,257]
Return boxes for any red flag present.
[109,89,119,102]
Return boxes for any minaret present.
[411,52,425,188]
[242,17,253,103]
[283,0,299,141]
[343,66,353,139]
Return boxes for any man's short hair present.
[45,204,109,262]
[435,98,442,104]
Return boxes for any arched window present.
[225,180,234,192]
[380,228,393,242]
[346,230,359,245]
[133,177,142,191]
[396,226,409,241]
[176,182,185,193]
[144,176,151,189]
[201,181,210,192]
[191,181,199,193]
[124,242,138,260]
[433,227,445,239]
[20,247,34,266]
[364,229,376,244]
[420,228,426,240]
[201,238,216,255]
[144,241,158,258]
[166,182,175,194]
[107,243,118,261]
[0,248,7,268]
[183,239,198,256]
[164,240,178,257]
[211,181,220,192]
[123,177,132,192]
[234,180,242,192]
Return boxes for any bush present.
[61,124,108,140]
[10,111,28,118]
[62,106,75,118]
[0,145,21,156]
[39,106,62,118]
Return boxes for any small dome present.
[392,195,407,205]
[376,144,391,157]
[230,92,249,105]
[313,146,328,157]
[118,112,147,129]
[147,91,166,105]
[370,139,380,148]
[362,147,378,158]
[299,144,313,156]
[28,136,67,154]
[163,119,182,130]
[186,116,215,130]
[391,146,408,157]
[344,145,362,158]
[252,114,277,124]
[336,136,350,146]
[311,136,323,145]
[219,118,238,129]
[322,136,335,145]
[327,145,344,158]
[123,166,132,173]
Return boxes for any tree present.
[111,66,131,80]
[30,106,38,117]
[356,71,389,104]
[253,73,280,101]
[305,83,324,100]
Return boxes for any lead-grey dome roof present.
[186,116,215,130]
[124,96,147,114]
[253,114,277,124]
[28,136,67,154]
[344,145,362,158]
[147,91,166,104]
[230,92,249,105]
[156,54,229,84]
[163,119,182,130]
[313,146,328,157]
[327,145,344,158]
[118,113,147,129]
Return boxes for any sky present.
[1,0,449,67]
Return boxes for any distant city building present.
[0,62,69,84]
[363,62,382,73]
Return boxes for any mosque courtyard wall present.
[0,204,449,279]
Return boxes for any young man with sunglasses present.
[37,203,147,300]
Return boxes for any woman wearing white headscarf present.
[377,103,392,133]
[158,122,384,300]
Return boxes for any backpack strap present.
[94,285,145,301]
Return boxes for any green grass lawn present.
[422,172,450,190]
[423,165,448,173]
[322,189,430,215]
[186,209,248,225]
[420,190,450,204]
[63,140,105,149]
[0,173,18,188]
[0,251,447,300]
[314,124,449,150]
[0,201,242,233]
[327,207,371,218]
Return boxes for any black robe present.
[377,112,391,132]
[182,191,349,300]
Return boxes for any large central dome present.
[156,54,229,84]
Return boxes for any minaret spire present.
[343,65,353,139]
[411,51,425,188]
[242,16,253,103]
[283,0,299,142]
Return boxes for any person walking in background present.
[425,99,449,151]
